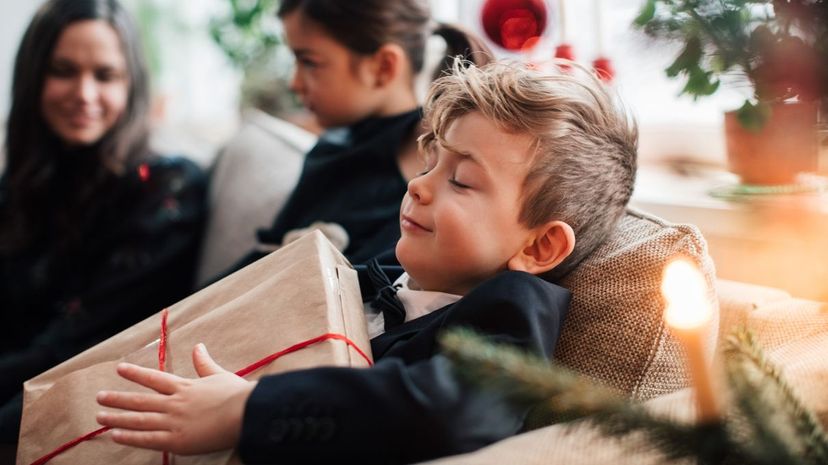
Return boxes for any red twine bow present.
[30,308,372,465]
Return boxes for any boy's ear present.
[507,221,576,276]
[369,43,407,88]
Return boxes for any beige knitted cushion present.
[556,208,719,400]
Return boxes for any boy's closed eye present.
[449,161,483,190]
[449,176,472,189]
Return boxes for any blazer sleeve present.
[238,271,570,465]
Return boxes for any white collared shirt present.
[365,272,462,339]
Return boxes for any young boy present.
[95,60,637,464]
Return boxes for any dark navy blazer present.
[238,266,570,465]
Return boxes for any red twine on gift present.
[29,427,110,465]
[158,309,170,465]
[30,308,372,465]
[235,332,373,377]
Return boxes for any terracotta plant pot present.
[724,101,818,185]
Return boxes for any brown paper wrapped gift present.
[17,230,372,465]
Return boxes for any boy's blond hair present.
[419,60,638,280]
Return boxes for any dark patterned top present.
[0,156,206,421]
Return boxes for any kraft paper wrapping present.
[17,230,371,465]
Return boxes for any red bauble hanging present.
[554,43,575,61]
[592,56,615,82]
[481,0,548,51]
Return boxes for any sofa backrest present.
[196,109,317,285]
[557,208,719,400]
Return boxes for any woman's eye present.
[47,65,74,78]
[95,70,119,82]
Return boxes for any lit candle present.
[662,258,720,423]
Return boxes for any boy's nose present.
[407,175,432,204]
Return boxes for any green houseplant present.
[634,0,828,185]
[210,0,299,116]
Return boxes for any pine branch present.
[440,328,828,465]
[439,328,626,421]
[723,329,828,465]
[439,329,740,464]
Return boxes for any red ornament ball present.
[481,0,548,51]
[554,43,575,61]
[592,56,615,82]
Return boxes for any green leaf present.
[633,0,657,27]
[666,36,703,77]
[735,101,772,132]
[682,66,720,97]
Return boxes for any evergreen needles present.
[440,327,828,465]
[723,330,828,465]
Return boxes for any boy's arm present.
[240,271,569,464]
[97,272,569,463]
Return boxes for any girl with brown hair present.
[227,0,492,271]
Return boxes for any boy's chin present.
[395,241,426,284]
[394,240,412,272]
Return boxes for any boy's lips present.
[401,214,432,233]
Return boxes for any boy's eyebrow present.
[440,142,487,171]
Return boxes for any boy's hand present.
[96,344,256,455]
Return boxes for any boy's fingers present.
[96,390,168,413]
[110,428,173,451]
[96,411,169,432]
[116,363,181,395]
[192,344,228,378]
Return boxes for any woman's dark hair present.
[1,0,150,252]
[277,0,492,80]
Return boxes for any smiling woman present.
[40,20,130,146]
[0,0,206,446]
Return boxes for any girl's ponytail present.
[431,23,493,80]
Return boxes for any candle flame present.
[662,258,713,330]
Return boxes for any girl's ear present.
[369,43,408,88]
[507,221,575,275]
